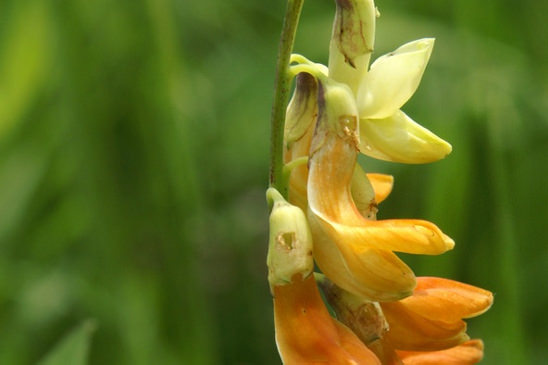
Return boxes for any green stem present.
[269,0,305,197]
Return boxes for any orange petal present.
[308,131,454,256]
[273,275,381,364]
[400,277,494,323]
[380,301,469,351]
[366,173,394,204]
[397,339,484,365]
[310,212,416,302]
[309,214,415,301]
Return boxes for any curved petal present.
[402,277,494,323]
[310,212,416,302]
[380,301,469,351]
[366,173,394,204]
[357,38,434,119]
[397,340,484,365]
[359,111,452,163]
[332,218,454,255]
[308,129,454,255]
[274,275,381,364]
[310,218,448,300]
[285,72,318,146]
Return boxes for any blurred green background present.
[0,0,546,363]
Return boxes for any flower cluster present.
[266,0,492,364]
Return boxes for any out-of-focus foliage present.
[0,0,546,364]
[38,320,96,365]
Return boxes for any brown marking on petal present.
[334,0,372,68]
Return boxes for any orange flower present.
[306,79,454,301]
[319,275,492,364]
[273,274,381,364]
[380,277,493,351]
[267,188,380,364]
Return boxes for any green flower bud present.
[266,188,313,289]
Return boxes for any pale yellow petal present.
[358,38,434,119]
[359,111,452,163]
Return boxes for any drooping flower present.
[306,79,454,301]
[380,277,493,352]
[318,275,493,364]
[266,188,381,364]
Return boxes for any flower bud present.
[266,188,313,289]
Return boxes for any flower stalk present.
[269,0,305,197]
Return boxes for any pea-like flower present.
[329,0,452,164]
[267,188,381,364]
[307,79,454,301]
[380,277,493,352]
[319,276,493,364]
[267,0,492,362]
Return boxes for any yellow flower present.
[307,79,454,301]
[328,0,452,164]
